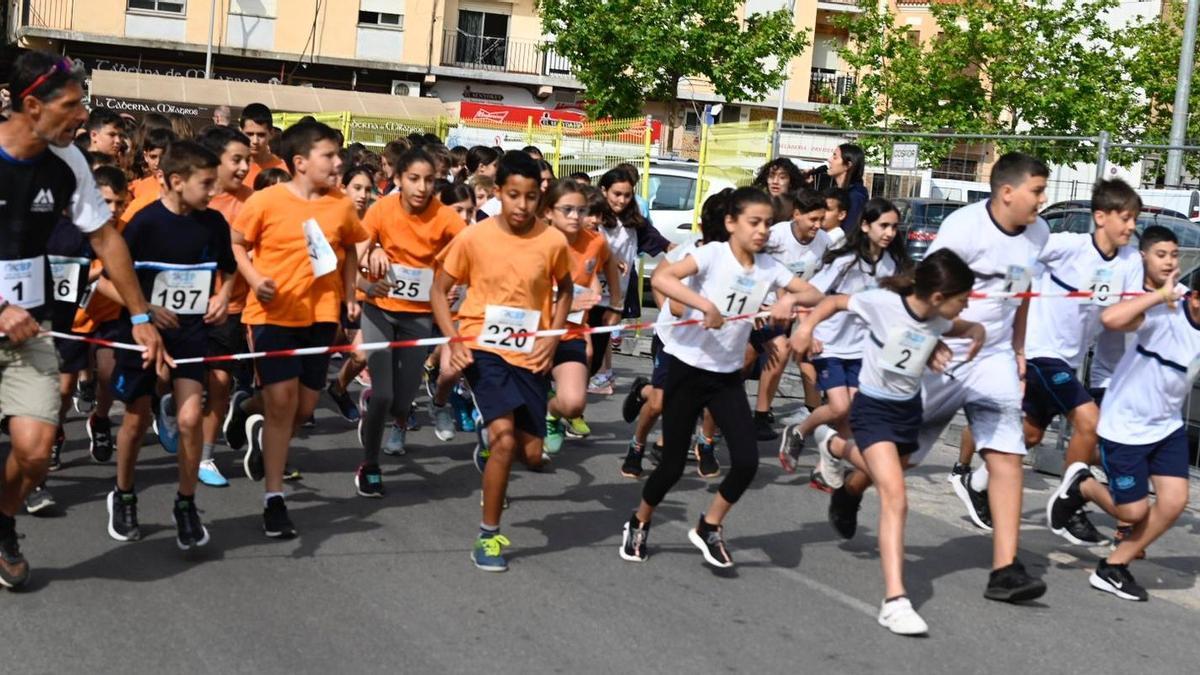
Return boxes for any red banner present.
[458,102,662,142]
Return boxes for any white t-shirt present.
[1026,234,1142,368]
[808,251,899,359]
[824,227,845,248]
[1097,299,1200,445]
[599,220,637,308]
[848,288,954,400]
[661,241,794,373]
[926,200,1050,358]
[1089,328,1133,390]
[480,196,502,217]
[653,238,701,341]
[767,223,831,281]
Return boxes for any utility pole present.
[1165,0,1199,186]
[205,0,218,79]
[772,0,798,158]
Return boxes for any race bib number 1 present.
[720,273,767,317]
[880,327,938,377]
[387,264,433,302]
[0,255,45,309]
[1088,268,1116,306]
[480,305,541,354]
[302,218,338,278]
[151,269,213,315]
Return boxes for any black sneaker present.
[753,412,778,441]
[622,376,650,424]
[687,516,734,568]
[25,484,56,516]
[1090,559,1149,601]
[695,438,720,478]
[87,414,114,463]
[243,414,265,482]
[778,424,805,474]
[1047,462,1095,544]
[48,426,65,472]
[106,490,141,542]
[620,443,645,479]
[619,514,650,562]
[223,389,251,450]
[0,531,30,589]
[984,558,1047,602]
[173,497,210,550]
[73,377,96,414]
[829,486,862,540]
[326,380,360,423]
[263,495,297,539]
[951,469,992,531]
[355,463,385,498]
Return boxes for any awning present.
[88,69,454,120]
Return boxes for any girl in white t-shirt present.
[791,249,983,635]
[618,187,822,569]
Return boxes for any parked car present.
[1042,200,1189,221]
[892,198,967,261]
[1041,208,1200,272]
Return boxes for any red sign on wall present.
[458,102,662,142]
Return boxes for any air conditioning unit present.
[391,80,420,97]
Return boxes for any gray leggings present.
[361,304,432,463]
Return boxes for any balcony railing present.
[440,29,572,78]
[21,0,76,31]
[809,70,857,104]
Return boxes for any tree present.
[540,0,808,146]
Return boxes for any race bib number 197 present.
[151,269,212,315]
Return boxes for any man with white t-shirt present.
[914,152,1051,602]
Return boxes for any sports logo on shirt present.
[30,188,56,213]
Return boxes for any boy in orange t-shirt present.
[240,103,290,188]
[432,151,573,572]
[231,121,366,538]
[128,127,175,200]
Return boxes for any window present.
[455,10,509,68]
[648,175,696,211]
[128,0,185,13]
[359,11,403,28]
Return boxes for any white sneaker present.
[877,597,928,636]
[814,425,844,490]
[382,424,407,456]
[431,401,456,442]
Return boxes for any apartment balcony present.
[816,0,865,12]
[440,29,572,79]
[808,70,857,105]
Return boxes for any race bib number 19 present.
[0,255,45,309]
[880,327,937,377]
[480,305,541,354]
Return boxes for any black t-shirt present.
[0,141,110,321]
[45,216,93,332]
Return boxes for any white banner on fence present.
[890,142,920,169]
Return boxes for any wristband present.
[130,312,152,326]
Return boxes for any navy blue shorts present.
[1088,387,1106,407]
[811,357,861,391]
[96,319,123,344]
[650,335,669,389]
[1100,426,1190,505]
[850,391,922,456]
[112,320,208,402]
[553,339,588,367]
[465,350,548,438]
[206,312,249,374]
[249,322,338,390]
[54,333,90,374]
[750,323,789,353]
[1023,357,1093,429]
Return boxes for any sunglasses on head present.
[17,57,75,101]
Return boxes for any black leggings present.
[642,354,759,507]
[588,306,610,377]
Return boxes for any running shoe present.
[431,401,456,442]
[619,515,650,562]
[620,442,645,479]
[173,496,210,550]
[106,489,141,542]
[25,484,56,515]
[984,558,1046,602]
[354,369,372,388]
[828,486,862,539]
[87,413,114,463]
[263,495,296,539]
[382,424,407,456]
[472,532,511,572]
[0,531,30,589]
[564,416,591,438]
[357,387,372,447]
[355,463,384,498]
[951,469,993,531]
[48,426,65,472]
[948,461,970,483]
[587,371,615,396]
[695,436,720,478]
[814,425,843,490]
[1112,525,1146,559]
[878,597,928,636]
[473,442,490,475]
[405,410,420,431]
[450,383,474,430]
[621,376,650,423]
[300,414,316,429]
[545,416,565,455]
[809,463,835,494]
[325,380,360,423]
[243,414,265,482]
[754,413,778,441]
[156,394,179,455]
[198,459,229,487]
[688,517,734,568]
[282,465,302,482]
[778,424,805,474]
[1048,462,1108,546]
[223,389,251,450]
[1090,559,1148,601]
[73,376,97,414]
[423,361,438,400]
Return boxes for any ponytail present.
[880,249,974,298]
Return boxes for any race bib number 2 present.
[151,269,212,315]
[480,305,541,354]
[880,327,938,377]
[0,256,45,309]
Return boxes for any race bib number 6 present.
[480,305,541,354]
[880,327,938,377]
[49,255,88,304]
[151,269,213,315]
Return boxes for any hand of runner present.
[701,301,724,330]
[367,247,390,278]
[789,326,813,357]
[449,341,474,372]
[345,299,361,324]
[253,277,277,303]
[150,305,180,330]
[529,336,558,375]
[131,322,172,370]
[961,323,986,362]
[0,303,40,344]
[204,293,229,325]
[1158,268,1181,310]
[928,340,952,373]
[365,278,393,298]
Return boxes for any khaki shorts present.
[0,333,60,426]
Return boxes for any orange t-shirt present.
[121,182,160,222]
[72,218,128,333]
[437,217,571,370]
[209,185,254,314]
[562,227,610,341]
[232,184,368,327]
[244,154,289,188]
[362,194,466,314]
[128,175,159,200]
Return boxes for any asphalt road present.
[3,353,1199,674]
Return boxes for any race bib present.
[479,305,541,354]
[719,272,768,318]
[151,269,213,315]
[1088,268,1117,306]
[0,256,45,309]
[567,284,591,324]
[1003,264,1031,304]
[786,254,818,281]
[386,264,433,302]
[880,327,938,377]
[302,218,338,278]
[598,274,613,308]
[49,255,88,304]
